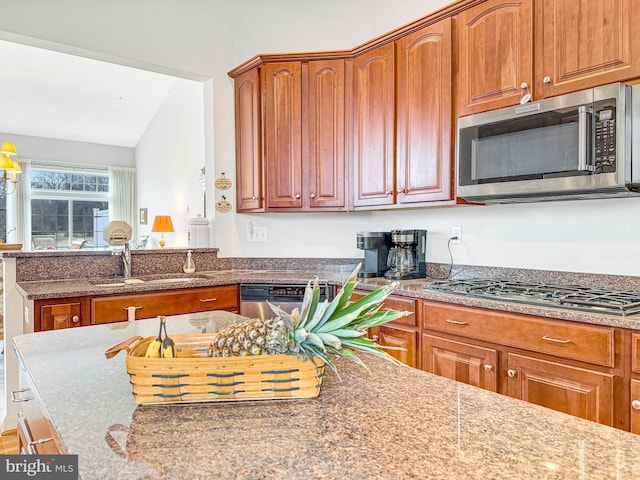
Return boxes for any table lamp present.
[151,215,174,248]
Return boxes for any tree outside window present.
[30,167,109,249]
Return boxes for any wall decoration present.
[215,196,232,213]
[215,172,232,190]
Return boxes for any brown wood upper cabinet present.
[535,0,640,98]
[457,0,640,116]
[353,18,453,208]
[456,0,533,116]
[231,57,347,212]
[234,67,263,212]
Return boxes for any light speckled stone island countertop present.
[16,269,640,330]
[12,311,640,480]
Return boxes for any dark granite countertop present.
[13,312,640,479]
[17,269,640,330]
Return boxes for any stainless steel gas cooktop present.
[424,278,640,317]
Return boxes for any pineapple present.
[209,264,410,372]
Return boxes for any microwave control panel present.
[595,106,616,172]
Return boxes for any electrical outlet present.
[451,226,462,244]
[248,226,267,242]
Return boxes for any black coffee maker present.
[356,231,391,278]
[384,229,427,280]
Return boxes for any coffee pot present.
[384,229,427,280]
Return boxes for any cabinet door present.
[631,379,640,434]
[507,353,615,426]
[372,325,419,368]
[536,0,640,98]
[306,59,346,209]
[422,333,498,392]
[352,43,396,207]
[262,62,303,209]
[234,67,263,212]
[396,18,453,204]
[456,0,533,116]
[37,299,87,331]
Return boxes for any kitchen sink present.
[90,276,206,287]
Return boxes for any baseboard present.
[1,413,17,434]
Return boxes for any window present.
[30,165,109,248]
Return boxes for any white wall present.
[0,131,134,167]
[0,0,638,276]
[136,79,205,248]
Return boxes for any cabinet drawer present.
[353,290,417,327]
[423,301,614,367]
[91,285,239,324]
[631,333,640,374]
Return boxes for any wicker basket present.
[105,334,325,405]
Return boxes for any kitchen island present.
[12,311,640,479]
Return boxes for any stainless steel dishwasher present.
[239,283,334,320]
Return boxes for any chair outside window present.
[32,235,57,250]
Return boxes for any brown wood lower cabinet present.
[422,333,498,392]
[506,352,615,427]
[421,300,627,431]
[353,289,420,368]
[91,285,239,324]
[631,380,640,434]
[34,297,90,332]
[371,325,419,369]
[32,285,239,331]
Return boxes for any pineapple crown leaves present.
[267,263,411,373]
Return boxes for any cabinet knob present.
[386,190,393,196]
[72,315,80,323]
[397,189,405,195]
[543,76,552,84]
[507,369,517,378]
[295,193,301,199]
[484,364,494,372]
[519,82,531,104]
[309,193,315,199]
[251,196,257,201]
[372,335,379,342]
[632,400,640,410]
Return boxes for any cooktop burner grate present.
[424,279,640,316]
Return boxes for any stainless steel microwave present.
[456,83,640,203]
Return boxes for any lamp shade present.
[1,142,17,156]
[151,215,174,233]
[6,160,21,173]
[0,156,13,170]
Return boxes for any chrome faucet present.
[122,241,131,279]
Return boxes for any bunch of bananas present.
[144,316,177,358]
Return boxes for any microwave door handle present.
[577,106,593,172]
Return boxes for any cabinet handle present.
[484,364,494,372]
[519,82,531,104]
[507,369,517,378]
[11,388,33,403]
[372,335,379,342]
[309,193,315,199]
[541,335,571,344]
[122,306,143,311]
[200,298,218,303]
[445,319,468,326]
[543,76,551,84]
[632,400,640,410]
[27,437,55,454]
[72,315,80,323]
